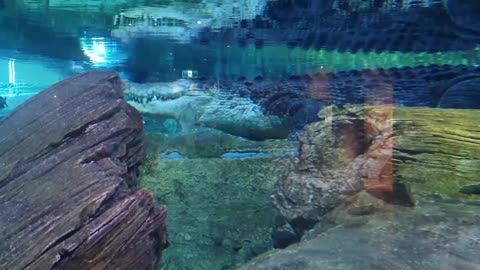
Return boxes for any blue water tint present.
[160,152,187,160]
[221,151,272,159]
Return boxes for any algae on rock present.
[237,193,480,270]
[143,129,298,159]
[139,130,296,270]
[273,106,480,230]
[391,107,480,200]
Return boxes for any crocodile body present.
[110,1,480,53]
[126,64,480,140]
[195,1,479,53]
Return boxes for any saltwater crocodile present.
[125,64,480,140]
[111,0,480,53]
[196,2,479,53]
[125,79,292,140]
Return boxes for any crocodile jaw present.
[128,95,212,117]
[125,81,291,140]
[196,96,291,140]
[127,93,289,140]
[127,94,214,132]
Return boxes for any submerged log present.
[0,72,168,270]
[272,106,480,229]
[391,107,480,199]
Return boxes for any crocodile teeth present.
[126,87,191,104]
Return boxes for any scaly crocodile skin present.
[196,1,479,53]
[126,64,480,135]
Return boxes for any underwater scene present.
[1,0,480,269]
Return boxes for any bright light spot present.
[8,59,15,85]
[172,85,181,93]
[53,95,57,98]
[197,20,202,25]
[81,37,107,64]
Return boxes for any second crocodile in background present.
[125,64,480,141]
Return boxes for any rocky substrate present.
[0,72,168,270]
[238,192,480,270]
[272,106,480,231]
[238,105,480,269]
[143,130,298,159]
[139,132,298,270]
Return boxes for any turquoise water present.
[1,1,480,270]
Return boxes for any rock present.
[272,106,405,229]
[237,200,480,270]
[272,106,479,235]
[249,239,272,257]
[139,149,292,270]
[0,72,168,270]
[144,130,298,159]
[347,204,375,216]
[271,215,300,249]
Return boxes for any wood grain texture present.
[0,72,168,270]
[272,105,479,225]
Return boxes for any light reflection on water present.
[1,1,480,108]
[1,1,480,84]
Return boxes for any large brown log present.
[268,105,480,259]
[0,72,168,270]
[272,106,480,227]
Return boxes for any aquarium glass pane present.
[1,1,479,270]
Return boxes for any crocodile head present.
[125,79,213,131]
[125,79,290,140]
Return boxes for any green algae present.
[138,129,296,270]
[143,129,298,159]
[391,107,480,201]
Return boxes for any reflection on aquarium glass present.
[0,1,479,270]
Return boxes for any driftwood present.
[272,106,480,228]
[0,72,168,270]
[390,107,480,199]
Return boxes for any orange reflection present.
[307,66,332,101]
[305,67,413,206]
[362,70,395,202]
